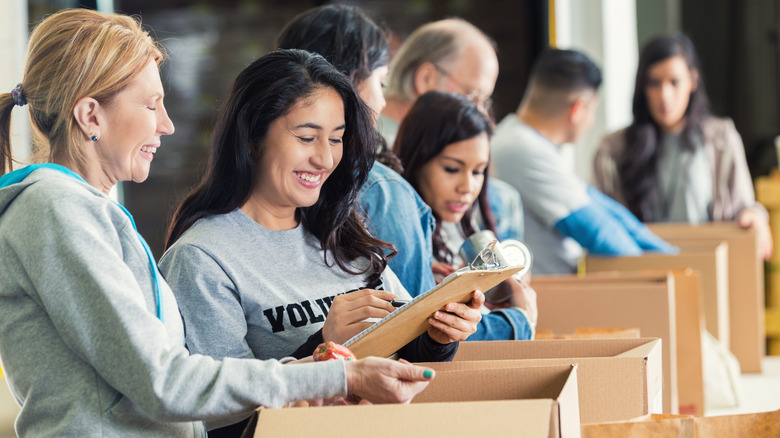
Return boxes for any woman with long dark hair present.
[274,5,529,342]
[594,33,772,259]
[159,50,481,434]
[394,91,537,340]
[273,5,435,299]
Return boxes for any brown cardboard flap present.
[445,338,662,424]
[614,339,661,359]
[248,364,581,438]
[454,338,659,361]
[412,364,575,403]
[251,400,560,438]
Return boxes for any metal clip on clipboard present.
[461,233,534,303]
[467,239,503,270]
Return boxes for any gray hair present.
[385,19,493,103]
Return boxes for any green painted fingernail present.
[423,369,434,379]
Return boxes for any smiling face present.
[644,55,697,134]
[252,86,345,224]
[357,65,388,123]
[416,133,490,224]
[92,59,174,187]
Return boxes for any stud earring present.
[91,135,98,141]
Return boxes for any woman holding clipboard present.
[392,91,538,340]
[159,43,483,438]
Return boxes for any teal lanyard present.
[0,164,164,322]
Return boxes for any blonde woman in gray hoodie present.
[0,9,433,437]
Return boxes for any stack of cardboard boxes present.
[241,221,774,437]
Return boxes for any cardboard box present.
[534,270,705,416]
[581,414,694,438]
[532,274,679,414]
[585,242,729,349]
[582,409,780,437]
[648,222,765,372]
[423,337,662,424]
[246,364,581,438]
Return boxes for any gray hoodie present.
[0,167,346,437]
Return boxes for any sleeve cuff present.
[511,307,536,339]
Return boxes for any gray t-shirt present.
[491,115,589,274]
[159,209,409,362]
[654,132,712,223]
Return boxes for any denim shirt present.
[358,162,437,297]
[358,163,533,341]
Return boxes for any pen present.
[391,299,409,308]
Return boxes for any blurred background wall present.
[5,0,780,258]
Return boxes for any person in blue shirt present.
[491,49,676,275]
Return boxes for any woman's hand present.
[431,261,456,284]
[323,289,397,344]
[739,208,773,260]
[344,357,434,404]
[426,290,484,343]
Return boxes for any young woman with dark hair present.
[273,4,437,298]
[394,92,496,265]
[160,50,482,435]
[594,33,772,259]
[274,4,402,173]
[394,91,537,341]
[274,5,526,343]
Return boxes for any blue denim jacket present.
[358,163,533,340]
[358,162,437,297]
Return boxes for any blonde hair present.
[0,8,164,175]
[384,18,493,103]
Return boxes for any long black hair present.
[274,4,402,173]
[392,91,495,264]
[166,49,393,284]
[619,33,711,221]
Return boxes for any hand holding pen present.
[323,288,398,344]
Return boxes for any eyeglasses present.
[431,63,494,111]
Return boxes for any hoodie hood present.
[0,164,88,217]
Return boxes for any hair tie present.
[11,83,27,107]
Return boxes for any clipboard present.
[343,264,523,359]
